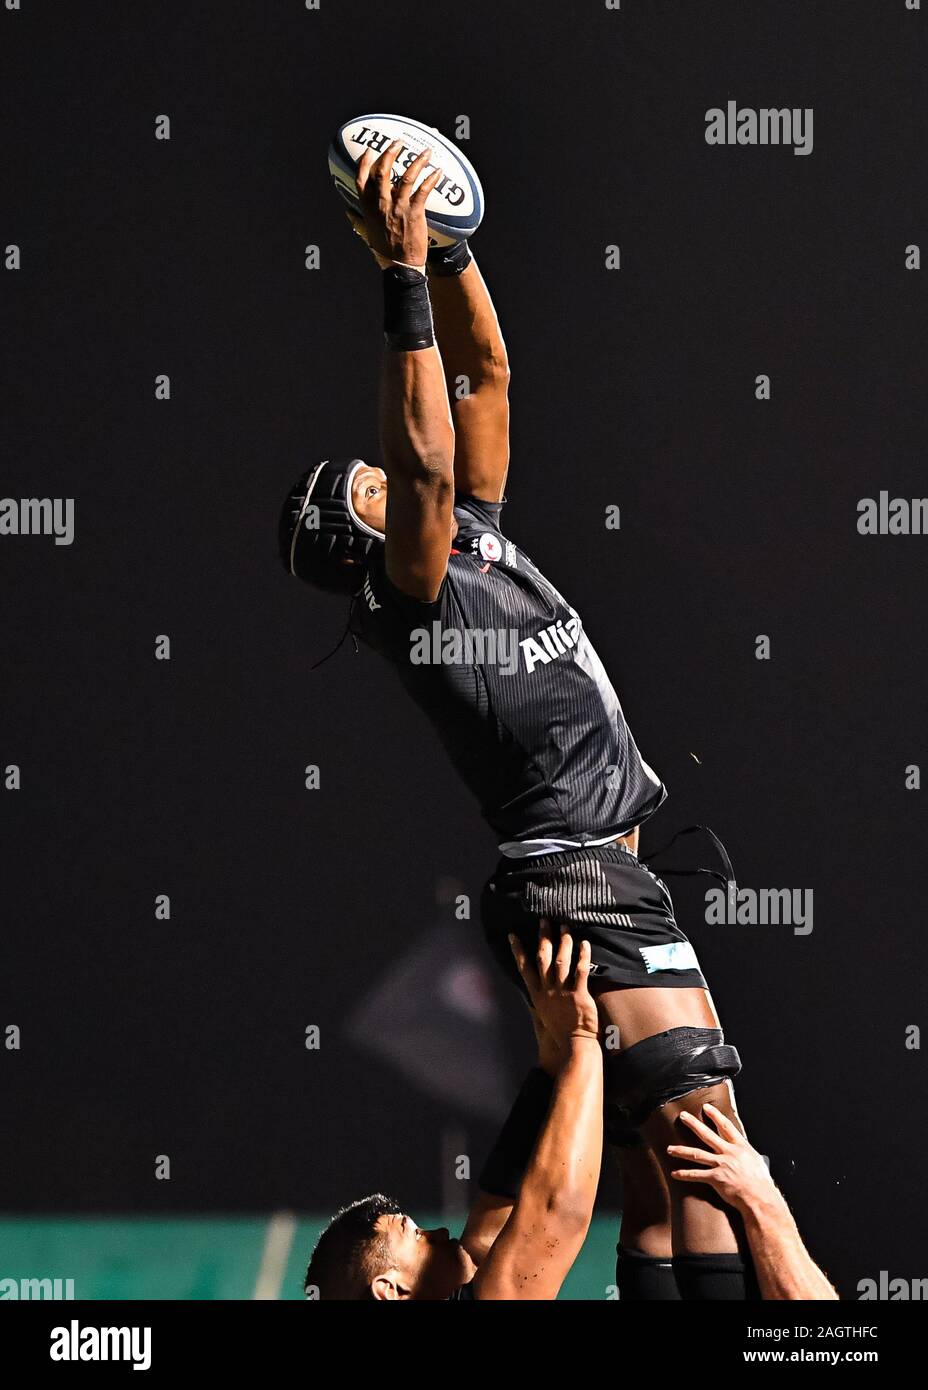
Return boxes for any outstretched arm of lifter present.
[473,931,603,1301]
[669,1104,838,1300]
[460,1008,559,1265]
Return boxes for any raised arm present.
[668,1104,838,1300]
[473,930,603,1301]
[426,251,510,502]
[355,141,456,600]
[346,166,510,504]
[459,1009,559,1266]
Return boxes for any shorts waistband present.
[494,844,643,875]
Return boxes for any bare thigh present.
[614,1141,673,1258]
[595,984,745,1255]
[593,983,720,1049]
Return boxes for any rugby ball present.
[328,113,484,247]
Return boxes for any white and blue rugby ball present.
[328,114,484,247]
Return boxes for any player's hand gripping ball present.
[328,114,484,248]
[353,142,441,268]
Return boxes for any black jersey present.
[352,493,665,847]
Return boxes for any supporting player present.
[668,1105,837,1299]
[281,136,755,1298]
[304,929,603,1300]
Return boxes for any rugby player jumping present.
[281,135,756,1299]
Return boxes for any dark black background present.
[2,1,925,1300]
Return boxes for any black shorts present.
[481,844,707,993]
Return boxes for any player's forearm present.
[428,260,510,387]
[521,1037,603,1229]
[378,348,454,482]
[462,1064,555,1264]
[741,1191,838,1300]
[460,1192,512,1266]
[426,260,510,500]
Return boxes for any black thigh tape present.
[605,1026,742,1127]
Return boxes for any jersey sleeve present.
[454,490,506,533]
[351,546,448,663]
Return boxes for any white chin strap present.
[344,460,386,540]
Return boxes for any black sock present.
[615,1245,681,1300]
[672,1251,760,1300]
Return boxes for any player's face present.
[351,465,460,544]
[376,1212,475,1300]
[352,465,388,533]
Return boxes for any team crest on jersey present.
[470,532,498,562]
[468,532,516,567]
